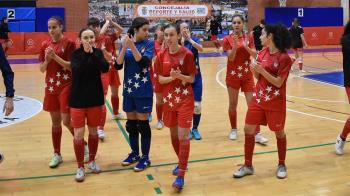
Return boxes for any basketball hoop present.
[279,0,287,7]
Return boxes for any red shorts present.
[346,87,350,104]
[293,48,303,52]
[101,72,110,96]
[70,106,103,128]
[211,35,218,41]
[163,106,194,129]
[43,85,71,113]
[109,68,121,86]
[226,77,255,92]
[245,101,286,132]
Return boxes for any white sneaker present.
[88,161,101,174]
[335,134,345,155]
[156,120,164,130]
[276,165,287,179]
[49,153,63,168]
[75,167,86,182]
[112,113,126,120]
[84,144,89,163]
[233,165,254,178]
[97,129,106,141]
[229,129,238,140]
[255,133,268,144]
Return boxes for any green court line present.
[0,141,343,182]
[154,187,162,194]
[105,100,130,145]
[146,174,154,181]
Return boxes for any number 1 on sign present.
[298,8,304,17]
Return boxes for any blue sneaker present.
[134,155,151,172]
[172,165,188,176]
[121,152,140,166]
[172,176,184,191]
[192,129,202,140]
[189,130,193,140]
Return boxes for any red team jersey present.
[39,36,76,95]
[153,40,163,92]
[222,33,255,83]
[252,47,293,111]
[154,46,196,112]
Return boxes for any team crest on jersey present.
[273,62,279,68]
[179,58,184,66]
[141,47,145,53]
[0,94,42,128]
[61,47,65,53]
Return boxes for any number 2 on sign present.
[298,8,304,17]
[7,9,15,19]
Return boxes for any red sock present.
[88,134,99,162]
[244,134,255,167]
[73,138,85,168]
[52,127,62,155]
[156,104,163,121]
[171,135,179,157]
[229,110,237,129]
[298,62,303,70]
[277,136,287,166]
[340,120,350,140]
[255,125,260,133]
[178,139,190,177]
[111,95,119,115]
[99,105,107,129]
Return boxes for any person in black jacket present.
[252,19,265,51]
[70,27,109,182]
[0,17,10,55]
[335,21,350,156]
[209,16,222,52]
[0,43,15,165]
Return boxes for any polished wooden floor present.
[0,48,349,195]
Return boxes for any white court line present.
[215,67,345,123]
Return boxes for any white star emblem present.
[49,78,54,84]
[141,77,148,83]
[259,89,264,96]
[252,93,256,97]
[182,89,189,95]
[265,95,271,101]
[56,72,61,78]
[63,74,69,80]
[230,70,236,76]
[154,73,157,78]
[238,73,243,78]
[142,68,148,74]
[244,68,249,73]
[167,93,172,99]
[127,87,133,94]
[266,86,272,93]
[256,98,261,103]
[128,79,132,85]
[134,73,141,80]
[169,102,174,107]
[163,97,168,103]
[238,66,243,71]
[134,82,140,89]
[175,96,181,103]
[175,87,181,94]
[56,80,61,87]
[245,61,249,66]
[48,86,54,93]
[274,90,280,96]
